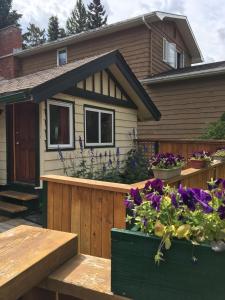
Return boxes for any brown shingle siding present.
[138,76,225,139]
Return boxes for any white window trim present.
[57,47,67,66]
[84,106,114,147]
[163,38,177,69]
[47,99,74,150]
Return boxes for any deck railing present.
[41,161,225,259]
[137,138,225,161]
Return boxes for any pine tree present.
[87,0,107,30]
[66,0,88,35]
[59,28,66,39]
[23,23,46,49]
[0,0,22,29]
[48,16,59,41]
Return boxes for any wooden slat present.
[47,181,54,229]
[0,190,38,201]
[0,200,27,214]
[101,191,114,258]
[61,185,71,232]
[0,225,77,300]
[53,183,63,231]
[80,188,91,254]
[71,186,81,252]
[90,189,102,257]
[113,192,126,229]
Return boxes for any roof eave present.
[141,68,225,84]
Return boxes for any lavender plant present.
[125,178,225,264]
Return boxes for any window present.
[84,106,114,147]
[57,48,67,66]
[47,100,74,150]
[163,38,184,69]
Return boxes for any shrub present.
[201,113,225,139]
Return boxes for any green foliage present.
[201,113,225,139]
[23,23,46,48]
[121,147,151,183]
[87,0,108,30]
[0,0,22,29]
[47,16,66,41]
[66,0,88,34]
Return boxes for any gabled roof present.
[13,11,202,64]
[141,60,225,84]
[0,50,161,121]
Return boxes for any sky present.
[12,0,225,63]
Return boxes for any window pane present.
[58,50,67,66]
[86,110,99,143]
[50,104,70,145]
[101,112,113,143]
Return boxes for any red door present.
[11,102,37,184]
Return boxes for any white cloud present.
[12,0,225,62]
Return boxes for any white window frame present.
[47,99,74,150]
[84,106,114,147]
[57,47,67,66]
[163,38,177,69]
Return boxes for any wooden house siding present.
[138,75,225,139]
[40,94,137,177]
[150,21,191,76]
[0,103,7,185]
[19,25,151,80]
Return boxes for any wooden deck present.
[0,216,40,233]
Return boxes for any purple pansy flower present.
[124,198,133,209]
[171,193,178,208]
[144,179,164,194]
[178,185,196,211]
[146,193,162,211]
[130,188,142,206]
[218,205,225,220]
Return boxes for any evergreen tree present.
[59,27,67,39]
[23,23,46,48]
[66,0,88,35]
[0,0,22,29]
[87,0,107,30]
[48,16,59,41]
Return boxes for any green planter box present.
[111,229,225,300]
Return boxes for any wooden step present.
[0,200,28,214]
[0,190,38,201]
[0,225,77,300]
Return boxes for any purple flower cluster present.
[191,151,211,160]
[125,178,225,220]
[150,153,184,169]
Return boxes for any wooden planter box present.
[111,229,225,300]
[189,159,208,169]
[152,167,182,180]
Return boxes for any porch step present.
[0,200,28,214]
[0,190,38,202]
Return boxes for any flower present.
[130,188,142,206]
[150,153,184,170]
[178,185,196,211]
[154,221,165,237]
[191,151,211,160]
[146,193,162,211]
[218,205,225,220]
[144,179,164,194]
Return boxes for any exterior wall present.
[18,21,192,79]
[150,21,191,76]
[40,94,137,177]
[0,103,7,185]
[138,75,225,139]
[19,25,151,79]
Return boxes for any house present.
[0,11,208,143]
[0,50,160,190]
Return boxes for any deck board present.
[0,190,38,201]
[0,225,77,300]
[0,217,39,233]
[41,254,129,300]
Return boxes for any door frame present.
[6,101,40,187]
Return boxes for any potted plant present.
[189,151,211,169]
[150,153,184,180]
[212,148,225,162]
[111,178,225,300]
